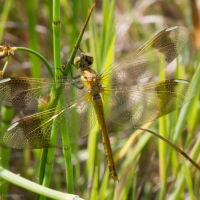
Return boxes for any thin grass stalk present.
[119,156,140,200]
[46,1,53,58]
[169,59,180,175]
[186,90,199,135]
[167,62,200,199]
[0,0,12,42]
[172,63,200,142]
[90,166,99,199]
[64,2,96,74]
[113,132,152,199]
[24,0,41,78]
[100,0,116,66]
[183,161,195,200]
[168,135,200,200]
[99,169,109,200]
[38,149,48,185]
[80,1,90,26]
[159,112,177,199]
[158,152,171,200]
[68,2,79,53]
[158,63,168,199]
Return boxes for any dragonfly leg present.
[71,82,84,90]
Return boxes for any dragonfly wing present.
[104,79,196,125]
[3,108,60,148]
[0,77,83,110]
[3,97,97,149]
[101,26,189,86]
[0,77,58,109]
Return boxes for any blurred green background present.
[0,0,200,199]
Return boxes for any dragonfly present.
[0,26,196,181]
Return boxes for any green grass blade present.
[0,166,84,200]
[183,161,195,200]
[173,63,200,142]
[0,0,12,42]
[24,1,41,78]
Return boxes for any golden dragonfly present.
[0,26,196,181]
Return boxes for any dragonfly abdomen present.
[92,93,118,181]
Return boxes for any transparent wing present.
[3,96,97,149]
[103,79,196,125]
[0,77,84,110]
[101,26,189,86]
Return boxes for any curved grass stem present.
[137,127,200,171]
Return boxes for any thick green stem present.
[38,0,74,197]
[15,47,54,77]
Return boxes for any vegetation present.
[0,0,199,199]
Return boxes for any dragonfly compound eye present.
[85,53,94,65]
[74,56,81,69]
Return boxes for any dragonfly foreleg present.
[70,81,84,90]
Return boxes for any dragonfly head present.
[74,52,93,70]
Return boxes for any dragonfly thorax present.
[81,69,103,97]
